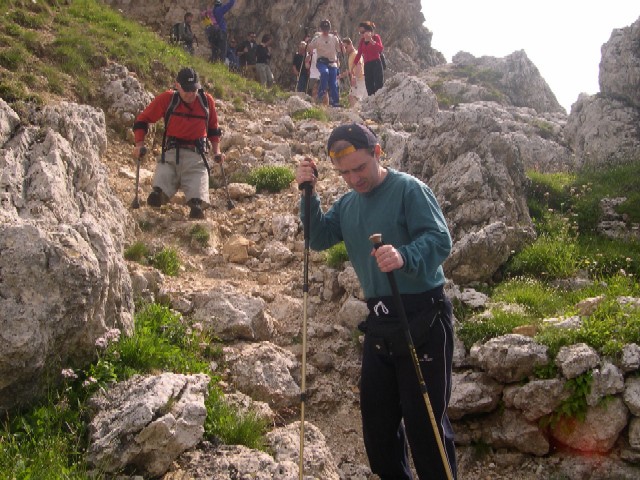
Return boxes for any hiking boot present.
[187,198,205,219]
[147,187,165,208]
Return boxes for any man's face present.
[176,84,197,103]
[331,147,382,194]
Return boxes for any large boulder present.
[447,50,565,114]
[0,101,134,412]
[87,373,209,477]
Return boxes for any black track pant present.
[360,298,457,480]
[364,58,385,95]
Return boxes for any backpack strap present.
[160,90,182,162]
[162,89,212,170]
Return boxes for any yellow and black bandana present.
[327,123,378,159]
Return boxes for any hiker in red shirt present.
[132,67,224,219]
[352,21,384,96]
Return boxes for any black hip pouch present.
[359,287,446,357]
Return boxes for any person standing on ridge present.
[207,0,235,62]
[238,31,258,81]
[255,33,274,87]
[340,37,366,108]
[307,19,343,107]
[352,21,384,96]
[132,67,224,220]
[292,40,309,92]
[175,12,197,55]
[295,123,457,480]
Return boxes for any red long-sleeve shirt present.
[353,34,384,65]
[133,90,220,145]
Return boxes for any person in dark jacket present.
[295,123,457,480]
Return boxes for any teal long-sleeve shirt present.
[301,169,452,299]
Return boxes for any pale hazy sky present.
[420,1,639,113]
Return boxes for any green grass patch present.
[247,165,295,193]
[0,0,268,107]
[491,278,573,318]
[291,107,329,121]
[204,385,269,450]
[113,303,213,378]
[457,309,535,350]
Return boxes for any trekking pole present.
[369,233,454,480]
[298,166,317,480]
[215,154,235,210]
[131,146,147,209]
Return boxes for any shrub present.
[247,165,295,193]
[124,240,149,261]
[150,247,180,276]
[540,371,592,428]
[114,303,211,377]
[204,384,268,450]
[189,224,210,247]
[326,241,349,268]
[291,107,328,121]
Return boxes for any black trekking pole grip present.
[298,166,318,193]
[368,233,454,480]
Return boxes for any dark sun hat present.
[176,67,200,92]
[327,123,379,160]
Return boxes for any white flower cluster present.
[95,328,122,349]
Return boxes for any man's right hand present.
[296,158,318,190]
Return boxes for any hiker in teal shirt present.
[296,123,457,480]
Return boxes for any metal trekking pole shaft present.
[131,146,147,209]
[216,155,235,210]
[298,178,313,480]
[369,233,454,480]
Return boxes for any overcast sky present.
[420,1,639,113]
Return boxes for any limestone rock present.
[551,397,629,453]
[0,102,134,412]
[87,373,209,477]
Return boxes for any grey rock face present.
[100,0,445,86]
[599,16,640,109]
[0,101,134,412]
[450,50,565,114]
[565,94,640,169]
